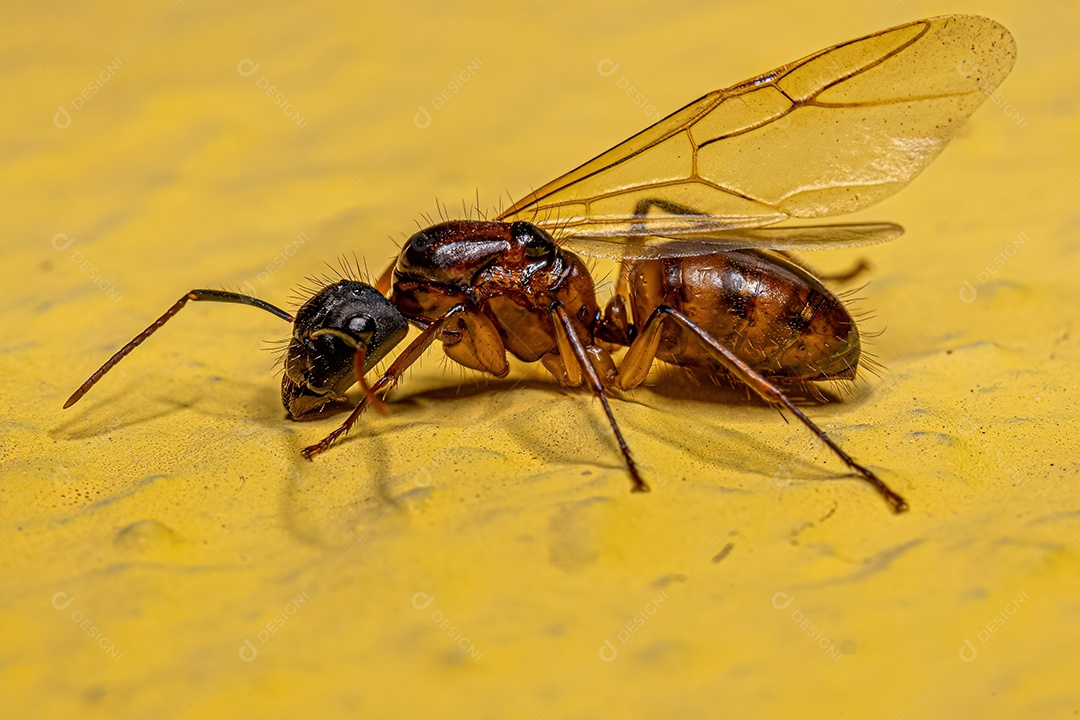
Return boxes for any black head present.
[281,280,408,419]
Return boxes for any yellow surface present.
[2,1,1077,717]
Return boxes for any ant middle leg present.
[618,305,907,513]
[550,302,648,492]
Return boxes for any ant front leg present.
[301,304,472,459]
[618,305,908,513]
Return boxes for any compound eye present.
[347,315,375,340]
[407,230,431,251]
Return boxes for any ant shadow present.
[53,376,286,441]
[630,365,875,409]
[279,366,873,542]
[56,366,883,547]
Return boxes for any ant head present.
[282,280,408,419]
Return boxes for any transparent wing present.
[497,15,1016,242]
[561,222,904,259]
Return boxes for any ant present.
[66,15,1017,514]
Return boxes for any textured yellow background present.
[2,1,1077,717]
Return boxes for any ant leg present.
[550,311,583,387]
[773,250,871,284]
[65,290,294,408]
[301,303,469,459]
[819,259,871,283]
[620,305,908,513]
[550,303,648,492]
[374,257,398,295]
[597,262,634,346]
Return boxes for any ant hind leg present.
[617,305,907,513]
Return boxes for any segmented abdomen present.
[628,251,860,381]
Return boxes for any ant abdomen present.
[626,251,861,383]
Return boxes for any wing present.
[497,15,1016,244]
[560,222,904,259]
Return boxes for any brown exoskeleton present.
[66,15,1016,513]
